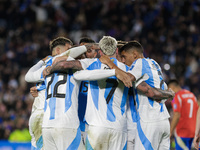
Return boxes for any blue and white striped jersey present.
[126,75,147,130]
[128,58,170,122]
[42,57,81,128]
[79,58,129,131]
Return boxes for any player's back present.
[42,71,81,129]
[128,58,170,122]
[81,58,129,131]
[172,89,198,137]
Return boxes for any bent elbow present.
[25,73,30,82]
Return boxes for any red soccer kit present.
[171,89,199,138]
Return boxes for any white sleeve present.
[79,58,97,70]
[25,66,46,83]
[73,69,115,81]
[68,45,87,58]
[53,45,87,59]
[128,59,143,81]
[66,56,75,61]
[25,60,45,83]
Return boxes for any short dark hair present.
[167,79,179,86]
[49,37,73,51]
[119,40,143,54]
[79,37,95,44]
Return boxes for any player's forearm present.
[74,69,115,81]
[50,60,83,74]
[136,82,172,100]
[195,107,200,135]
[170,112,180,136]
[65,45,87,58]
[151,88,174,100]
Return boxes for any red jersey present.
[171,89,199,137]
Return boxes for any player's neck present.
[108,53,116,58]
[176,87,182,93]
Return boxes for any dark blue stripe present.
[129,92,137,122]
[135,89,139,110]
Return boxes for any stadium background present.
[0,0,199,149]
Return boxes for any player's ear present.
[55,47,60,55]
[133,50,138,59]
[99,50,104,56]
[116,48,119,55]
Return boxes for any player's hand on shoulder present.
[115,69,132,88]
[30,86,38,97]
[99,55,111,65]
[43,66,52,79]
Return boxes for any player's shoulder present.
[116,60,129,71]
[81,58,98,62]
[179,89,196,99]
[79,58,98,65]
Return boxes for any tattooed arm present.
[136,81,175,101]
[43,60,83,78]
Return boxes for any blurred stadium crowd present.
[0,0,200,141]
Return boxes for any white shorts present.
[127,129,136,150]
[135,119,170,150]
[81,124,88,146]
[29,109,44,149]
[86,125,127,150]
[42,127,85,150]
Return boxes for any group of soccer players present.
[25,36,176,150]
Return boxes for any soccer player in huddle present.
[78,37,97,145]
[26,37,73,150]
[101,41,174,150]
[26,36,97,150]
